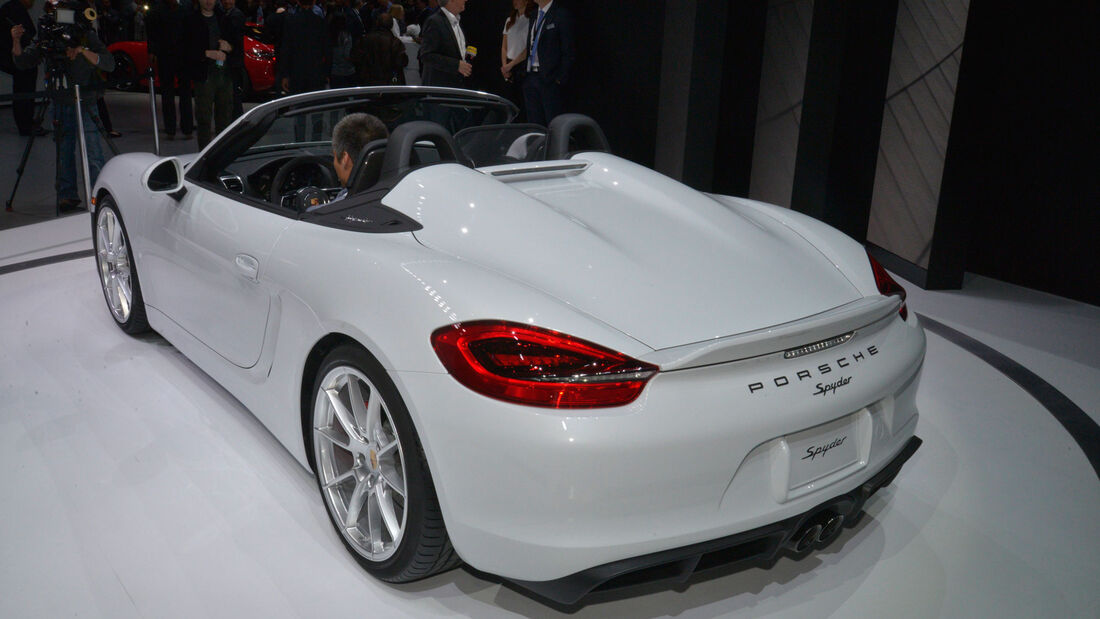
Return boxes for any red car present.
[108,23,276,97]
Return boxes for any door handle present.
[235,254,259,281]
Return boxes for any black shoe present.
[18,127,48,137]
[165,133,175,140]
[57,199,84,213]
[108,130,122,138]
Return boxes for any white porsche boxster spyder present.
[91,87,925,604]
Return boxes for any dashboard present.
[217,148,338,205]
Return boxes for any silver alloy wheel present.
[95,207,133,323]
[314,366,408,561]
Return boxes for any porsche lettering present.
[747,345,879,394]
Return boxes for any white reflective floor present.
[2,216,1098,618]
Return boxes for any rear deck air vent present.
[488,162,589,180]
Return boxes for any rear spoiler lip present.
[642,295,903,371]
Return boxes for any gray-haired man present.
[318,112,389,207]
[333,113,389,186]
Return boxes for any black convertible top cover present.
[305,187,421,233]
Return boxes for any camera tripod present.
[5,61,119,215]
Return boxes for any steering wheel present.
[268,155,338,204]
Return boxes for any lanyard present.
[530,9,546,66]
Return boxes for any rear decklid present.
[383,154,863,350]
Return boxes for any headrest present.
[381,121,468,179]
[546,113,610,160]
[347,138,389,194]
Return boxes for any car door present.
[142,181,291,369]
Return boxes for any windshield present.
[191,88,518,209]
[249,90,515,155]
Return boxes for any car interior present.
[188,90,610,231]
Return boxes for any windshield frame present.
[186,86,518,188]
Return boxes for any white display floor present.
[2,215,1098,618]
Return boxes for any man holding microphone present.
[418,0,471,88]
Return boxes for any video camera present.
[36,1,97,56]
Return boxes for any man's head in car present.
[332,113,390,187]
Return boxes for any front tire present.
[94,197,150,334]
[111,52,137,90]
[241,69,255,102]
[310,345,461,582]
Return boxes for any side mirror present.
[143,157,187,200]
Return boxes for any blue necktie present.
[529,9,546,71]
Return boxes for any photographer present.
[11,8,114,211]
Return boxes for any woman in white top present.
[500,0,533,114]
[389,4,406,38]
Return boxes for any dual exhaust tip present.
[787,510,846,554]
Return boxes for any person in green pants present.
[187,0,234,148]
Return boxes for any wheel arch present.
[94,187,112,210]
[299,332,422,473]
[300,332,362,472]
[91,187,111,244]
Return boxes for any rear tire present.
[310,344,461,582]
[94,197,150,335]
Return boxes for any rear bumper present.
[512,435,923,605]
[396,313,926,583]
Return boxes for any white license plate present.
[786,413,860,490]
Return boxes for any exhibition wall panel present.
[867,0,969,270]
[749,0,814,208]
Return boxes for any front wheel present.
[310,345,461,582]
[241,68,256,102]
[94,198,150,334]
[111,52,137,90]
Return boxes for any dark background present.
[940,1,1099,306]
[459,0,1097,306]
[457,0,667,168]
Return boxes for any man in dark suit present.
[278,0,327,140]
[147,0,195,140]
[523,0,573,127]
[219,0,246,118]
[1,0,43,136]
[278,0,328,94]
[187,0,235,148]
[418,0,470,89]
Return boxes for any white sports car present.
[91,87,925,605]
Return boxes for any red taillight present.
[867,253,908,320]
[430,321,658,408]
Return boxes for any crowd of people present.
[137,0,418,147]
[2,0,575,209]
